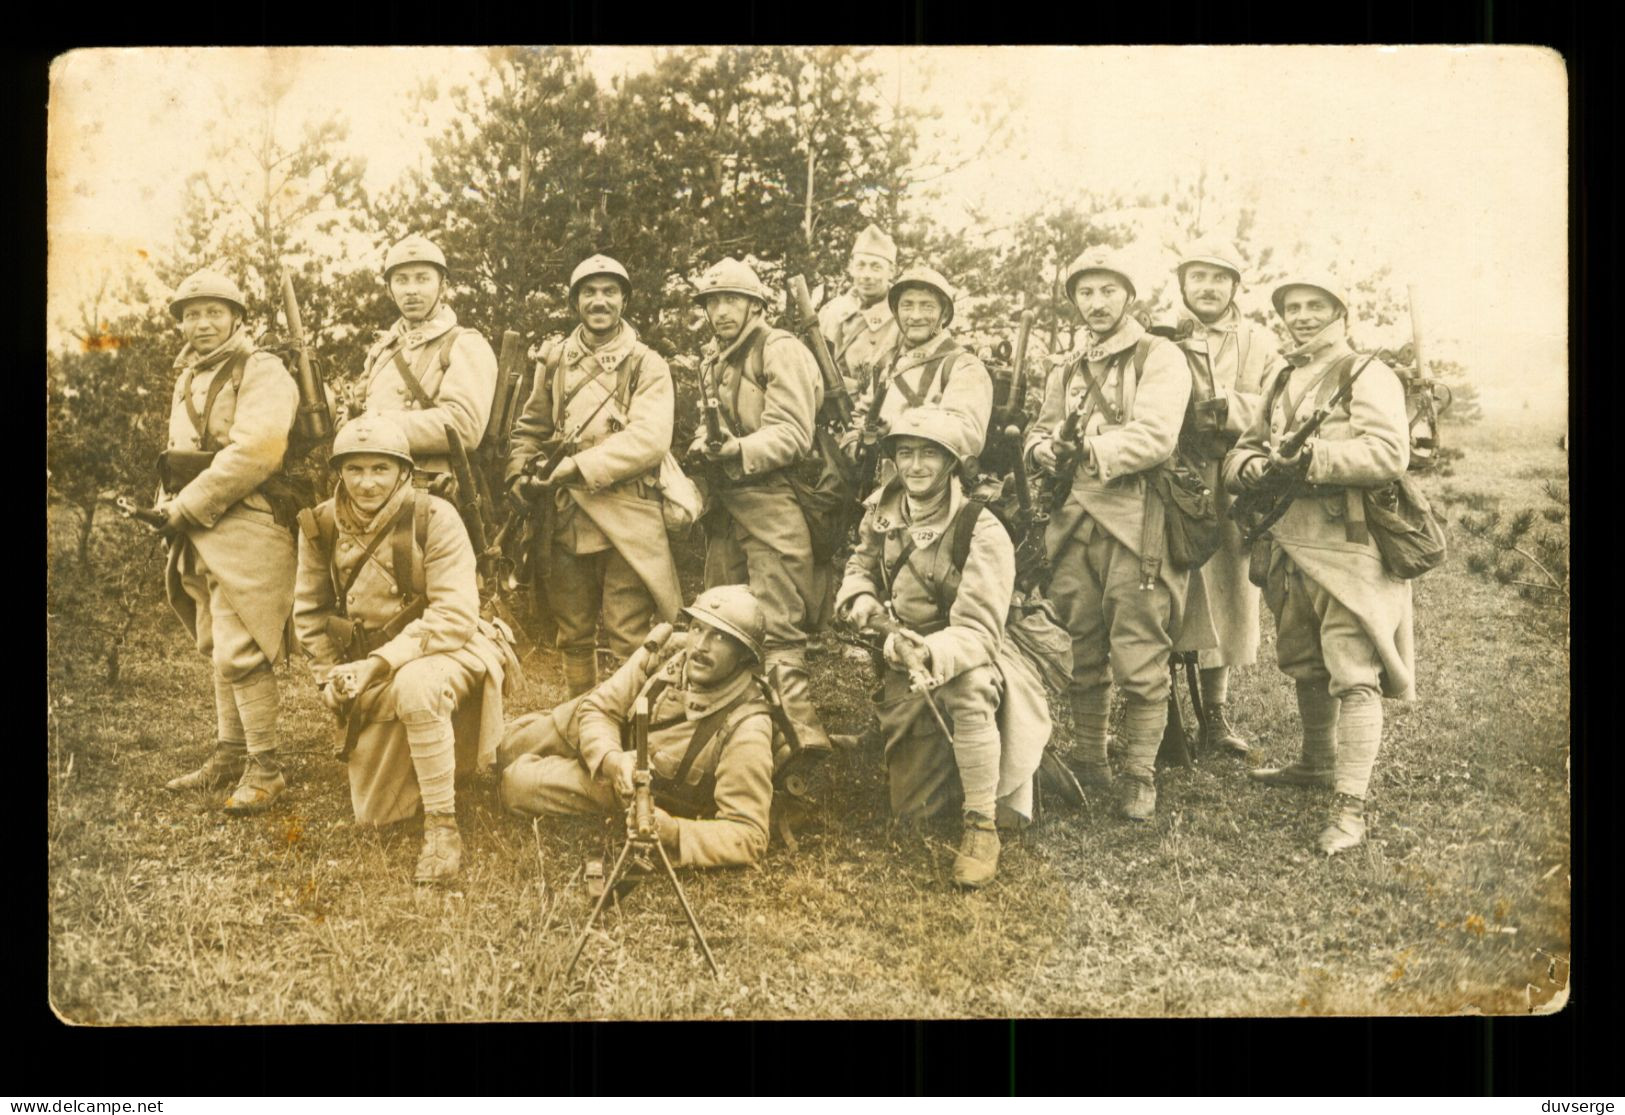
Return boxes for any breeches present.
[177,549,274,681]
[347,653,483,827]
[496,715,618,819]
[1263,555,1384,700]
[1050,521,1174,702]
[704,495,816,650]
[549,542,654,658]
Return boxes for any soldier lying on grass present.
[497,585,777,869]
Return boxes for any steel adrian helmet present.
[851,223,898,266]
[691,257,772,307]
[887,266,957,328]
[1271,273,1349,318]
[330,415,415,469]
[683,584,767,663]
[568,253,632,304]
[1177,236,1244,284]
[1064,247,1137,304]
[169,270,248,321]
[384,235,448,280]
[878,404,976,470]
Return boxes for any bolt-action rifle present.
[1230,351,1381,545]
[281,273,335,448]
[1155,651,1206,770]
[113,495,168,530]
[1400,285,1451,473]
[564,695,721,981]
[854,364,894,496]
[1039,373,1088,515]
[1007,424,1052,594]
[789,274,854,429]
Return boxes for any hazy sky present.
[48,46,1567,416]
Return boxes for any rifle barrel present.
[790,274,853,427]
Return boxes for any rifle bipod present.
[562,697,721,981]
[562,818,721,981]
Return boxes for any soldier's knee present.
[1116,659,1171,703]
[392,660,458,722]
[938,666,1000,722]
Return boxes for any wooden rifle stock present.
[1009,308,1035,420]
[856,364,893,493]
[443,425,490,556]
[789,274,853,427]
[1041,402,1086,515]
[487,330,526,456]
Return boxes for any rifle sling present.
[336,500,416,617]
[889,346,962,409]
[182,351,250,451]
[390,348,438,410]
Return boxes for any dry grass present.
[46,417,1570,1023]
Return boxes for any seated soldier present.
[834,406,1051,889]
[293,416,519,885]
[497,585,776,870]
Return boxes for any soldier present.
[357,234,498,487]
[846,266,994,491]
[293,416,519,884]
[505,254,683,696]
[687,257,833,754]
[1223,275,1414,855]
[817,223,901,402]
[498,586,776,869]
[1166,237,1277,755]
[1024,248,1207,821]
[836,406,1050,888]
[156,270,299,815]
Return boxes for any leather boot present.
[415,812,463,883]
[953,813,1000,888]
[765,653,832,753]
[1116,776,1157,822]
[1202,701,1251,755]
[563,651,597,698]
[1318,793,1367,855]
[1249,762,1335,788]
[223,752,286,816]
[165,740,247,792]
[1254,679,1338,788]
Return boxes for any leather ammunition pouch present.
[158,449,216,493]
[785,425,861,563]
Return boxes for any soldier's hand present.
[1269,441,1314,476]
[652,807,680,851]
[703,435,743,462]
[157,499,186,540]
[604,751,636,799]
[846,594,885,631]
[507,474,544,512]
[547,458,581,487]
[1230,456,1269,492]
[427,474,457,501]
[319,680,345,713]
[837,428,860,457]
[1032,439,1059,473]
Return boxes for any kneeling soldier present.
[497,585,776,870]
[294,416,519,884]
[1223,275,1414,855]
[158,270,299,815]
[1025,248,1207,822]
[835,406,1049,888]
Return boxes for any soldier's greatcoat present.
[820,290,901,401]
[505,321,682,636]
[162,325,298,671]
[836,482,1049,822]
[1025,316,1214,696]
[1222,318,1415,701]
[498,635,776,868]
[694,316,826,649]
[853,330,994,462]
[360,305,498,477]
[1172,303,1276,664]
[293,482,517,826]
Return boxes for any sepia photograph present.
[45,44,1570,1024]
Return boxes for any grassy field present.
[46,418,1570,1022]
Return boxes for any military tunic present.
[820,290,901,402]
[162,326,299,677]
[1221,319,1415,701]
[293,482,518,826]
[506,322,682,656]
[360,305,498,478]
[692,316,826,652]
[1024,316,1212,701]
[498,635,776,868]
[835,483,1050,823]
[850,331,994,485]
[1172,304,1276,665]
